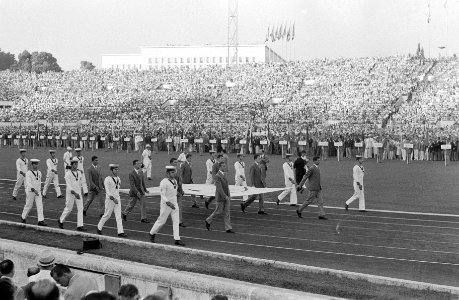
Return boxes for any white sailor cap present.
[75,148,82,151]
[165,165,176,171]
[66,147,72,151]
[209,150,216,153]
[70,157,79,163]
[49,150,56,153]
[285,153,293,157]
[356,155,363,160]
[30,159,40,163]
[19,149,27,152]
[145,144,151,148]
[109,164,119,169]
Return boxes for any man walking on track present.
[205,161,234,233]
[296,156,327,220]
[42,150,62,199]
[122,159,149,223]
[83,156,105,217]
[22,159,47,226]
[12,149,28,200]
[142,144,152,180]
[345,156,366,212]
[240,154,267,215]
[234,153,248,201]
[277,153,298,206]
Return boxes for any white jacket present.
[46,158,58,173]
[25,170,41,193]
[65,170,82,195]
[104,176,121,201]
[282,162,295,186]
[353,165,364,184]
[234,161,246,181]
[16,157,28,174]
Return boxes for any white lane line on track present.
[2,206,459,258]
[2,214,458,267]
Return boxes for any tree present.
[30,51,62,73]
[0,49,17,71]
[12,50,32,72]
[80,61,95,71]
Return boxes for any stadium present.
[0,0,459,299]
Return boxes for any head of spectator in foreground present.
[0,259,15,278]
[26,279,60,300]
[118,284,140,300]
[211,295,229,300]
[50,264,73,287]
[37,250,56,270]
[0,277,15,300]
[81,291,116,300]
[142,290,167,300]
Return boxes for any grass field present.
[1,147,458,214]
[1,147,459,299]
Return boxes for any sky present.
[0,0,458,70]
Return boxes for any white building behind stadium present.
[101,45,285,70]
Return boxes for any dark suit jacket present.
[214,171,230,202]
[181,161,193,184]
[249,163,265,188]
[129,169,147,197]
[87,165,104,192]
[300,164,321,191]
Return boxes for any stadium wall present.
[0,238,334,300]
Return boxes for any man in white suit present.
[277,153,297,206]
[234,153,248,201]
[142,144,152,180]
[22,159,47,226]
[12,149,28,200]
[42,150,62,199]
[345,156,366,212]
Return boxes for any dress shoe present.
[21,217,26,224]
[140,219,150,223]
[118,233,128,238]
[57,195,63,199]
[179,223,187,227]
[97,229,103,235]
[276,199,280,205]
[205,201,210,210]
[148,178,152,180]
[149,234,155,243]
[12,196,17,201]
[205,221,210,230]
[240,203,246,213]
[84,193,88,197]
[37,221,47,226]
[257,211,268,215]
[58,220,64,229]
[174,240,186,246]
[191,204,200,208]
[226,229,235,233]
[99,214,104,219]
[42,195,47,199]
[296,210,302,218]
[122,213,127,221]
[77,226,88,232]
[83,210,87,216]
[359,210,367,212]
[345,204,349,211]
[290,204,299,207]
[318,216,328,220]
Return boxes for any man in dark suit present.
[205,162,234,233]
[122,160,149,222]
[240,154,267,214]
[83,156,104,217]
[180,153,199,208]
[296,156,327,220]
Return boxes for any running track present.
[1,178,458,287]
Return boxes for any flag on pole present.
[286,23,291,41]
[427,0,431,23]
[292,22,295,40]
[271,25,276,42]
[283,23,287,39]
[265,25,270,43]
[277,24,282,40]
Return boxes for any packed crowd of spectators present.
[0,55,458,159]
[0,255,228,300]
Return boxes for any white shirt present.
[104,176,121,200]
[25,170,42,193]
[16,157,28,173]
[63,152,72,168]
[142,149,151,163]
[65,170,82,194]
[282,161,295,186]
[353,164,364,184]
[46,157,58,173]
[76,156,84,171]
[234,161,246,181]
[159,178,177,204]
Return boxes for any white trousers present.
[98,198,124,234]
[60,192,84,227]
[345,181,365,210]
[22,192,44,221]
[43,172,62,197]
[143,161,152,178]
[206,174,213,185]
[12,173,25,197]
[234,178,248,200]
[149,201,180,240]
[79,171,88,194]
[277,184,297,205]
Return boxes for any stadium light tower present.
[227,0,238,67]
